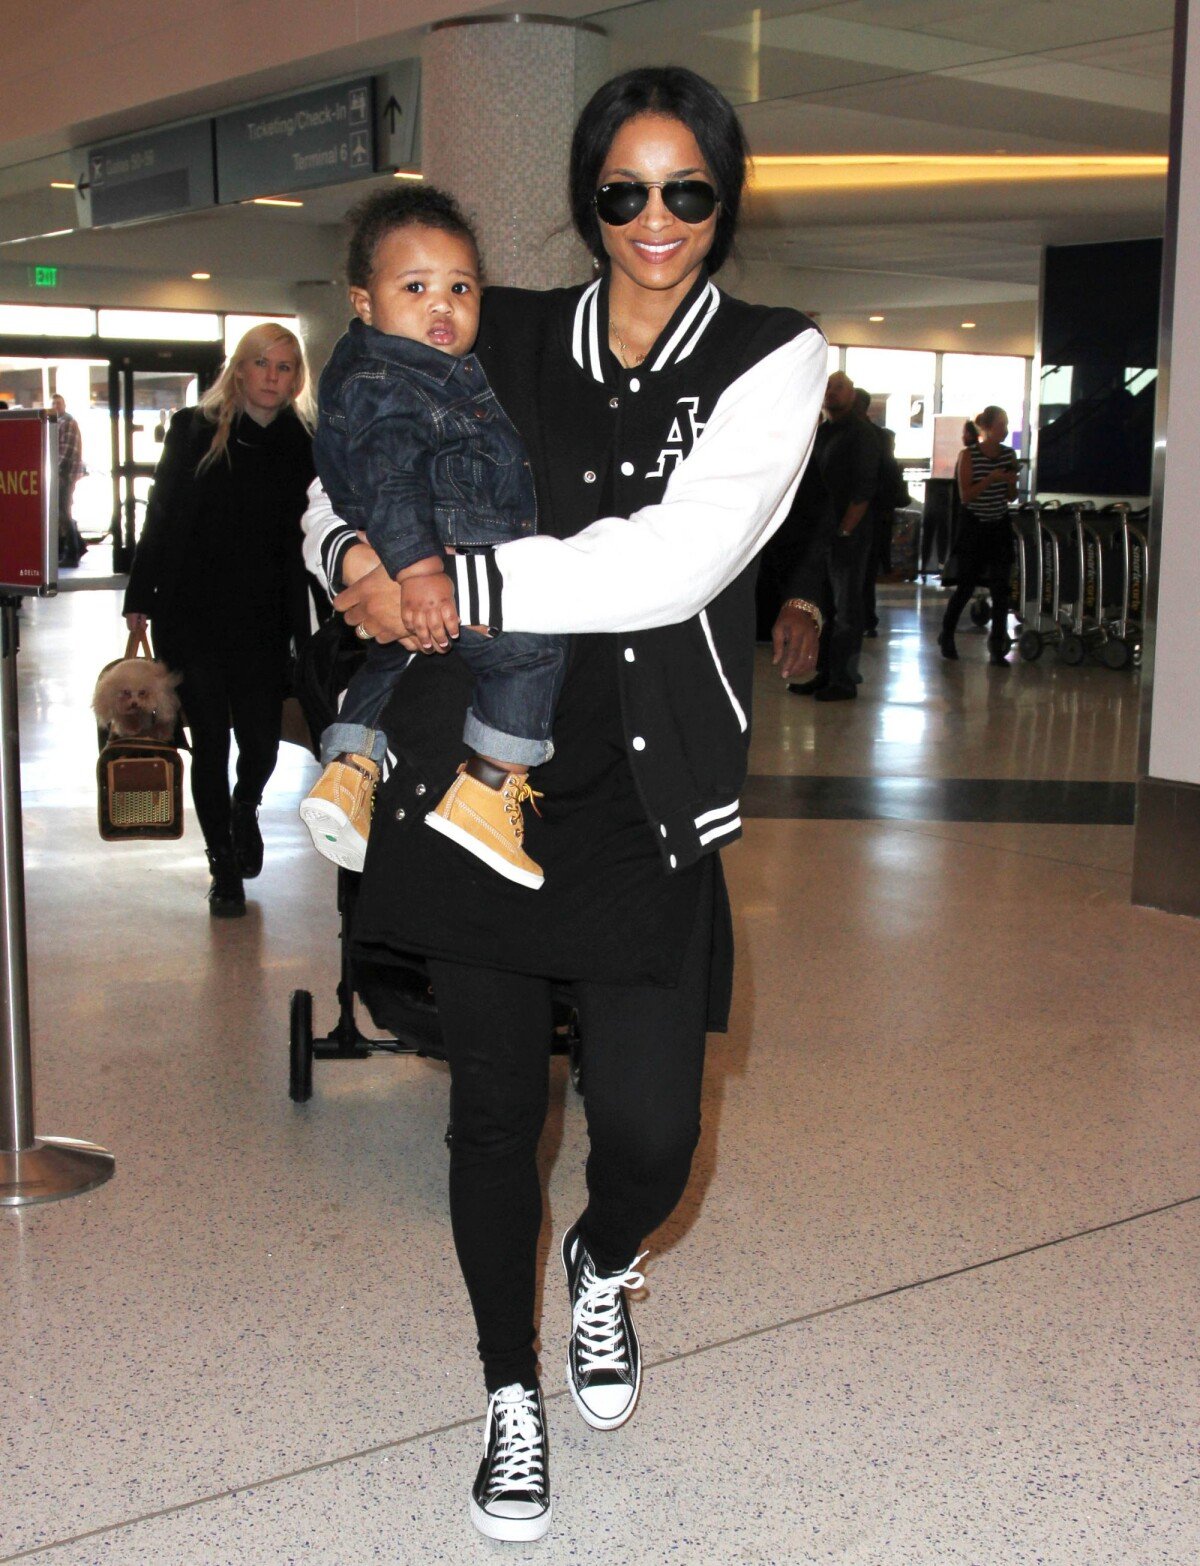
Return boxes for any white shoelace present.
[483,1386,546,1498]
[572,1253,647,1374]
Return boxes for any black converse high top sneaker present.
[469,1382,552,1542]
[561,1220,646,1430]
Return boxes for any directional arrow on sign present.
[383,95,402,134]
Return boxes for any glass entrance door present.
[109,364,204,572]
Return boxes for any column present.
[421,15,609,290]
[1132,0,1200,916]
[294,281,349,384]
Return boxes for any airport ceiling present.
[0,0,1175,326]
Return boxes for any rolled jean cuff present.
[320,723,388,766]
[463,710,554,768]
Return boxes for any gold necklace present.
[609,318,647,368]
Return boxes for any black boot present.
[207,842,246,918]
[938,624,959,660]
[231,797,264,879]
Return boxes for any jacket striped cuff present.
[450,551,504,632]
[322,525,359,594]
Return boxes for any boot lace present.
[501,777,544,844]
[573,1253,647,1374]
[483,1386,546,1498]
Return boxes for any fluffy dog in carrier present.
[92,658,181,742]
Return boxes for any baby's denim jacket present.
[314,316,537,580]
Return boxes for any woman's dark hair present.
[569,68,749,275]
[345,185,480,287]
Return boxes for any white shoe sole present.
[469,1496,552,1542]
[561,1238,641,1431]
[425,811,544,889]
[298,798,367,873]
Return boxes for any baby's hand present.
[400,571,460,652]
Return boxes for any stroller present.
[286,611,582,1103]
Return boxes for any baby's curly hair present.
[345,186,481,287]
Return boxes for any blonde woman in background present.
[124,324,315,915]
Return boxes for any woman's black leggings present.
[943,516,1014,642]
[425,880,712,1394]
[164,642,284,854]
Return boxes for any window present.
[941,354,1029,452]
[0,303,96,336]
[96,309,220,342]
[223,314,304,360]
[843,347,937,463]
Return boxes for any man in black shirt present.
[809,371,881,700]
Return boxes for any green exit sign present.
[27,265,58,288]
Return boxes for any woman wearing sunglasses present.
[303,67,825,1540]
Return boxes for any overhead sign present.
[75,120,215,229]
[0,413,57,596]
[375,59,421,170]
[215,78,375,202]
[28,266,58,289]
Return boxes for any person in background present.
[123,324,315,915]
[939,405,1017,664]
[52,394,86,568]
[805,370,880,701]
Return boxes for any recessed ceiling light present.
[869,314,885,322]
[961,321,977,329]
[191,271,211,280]
[252,197,304,208]
[50,181,75,190]
[393,170,423,181]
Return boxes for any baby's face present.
[350,225,481,357]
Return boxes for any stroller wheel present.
[969,597,991,627]
[1058,633,1086,666]
[289,989,315,1103]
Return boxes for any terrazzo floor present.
[1,585,1196,1565]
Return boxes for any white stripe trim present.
[698,816,742,847]
[586,285,605,382]
[675,285,721,364]
[698,608,749,733]
[694,799,740,831]
[651,282,716,372]
[570,281,599,371]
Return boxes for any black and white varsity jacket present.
[303,268,826,872]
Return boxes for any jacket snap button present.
[395,807,406,821]
[583,470,597,483]
[660,824,667,838]
[629,377,641,392]
[669,854,678,869]
[415,784,427,797]
[631,736,646,751]
[609,397,619,409]
[620,461,635,477]
[624,647,635,662]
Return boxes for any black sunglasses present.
[593,180,719,227]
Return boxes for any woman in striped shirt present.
[939,404,1018,664]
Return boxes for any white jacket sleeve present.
[301,478,357,594]
[461,326,826,636]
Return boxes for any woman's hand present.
[771,604,821,681]
[125,612,149,635]
[340,536,379,586]
[333,565,422,651]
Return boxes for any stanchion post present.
[0,414,114,1207]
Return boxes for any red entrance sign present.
[0,412,57,595]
